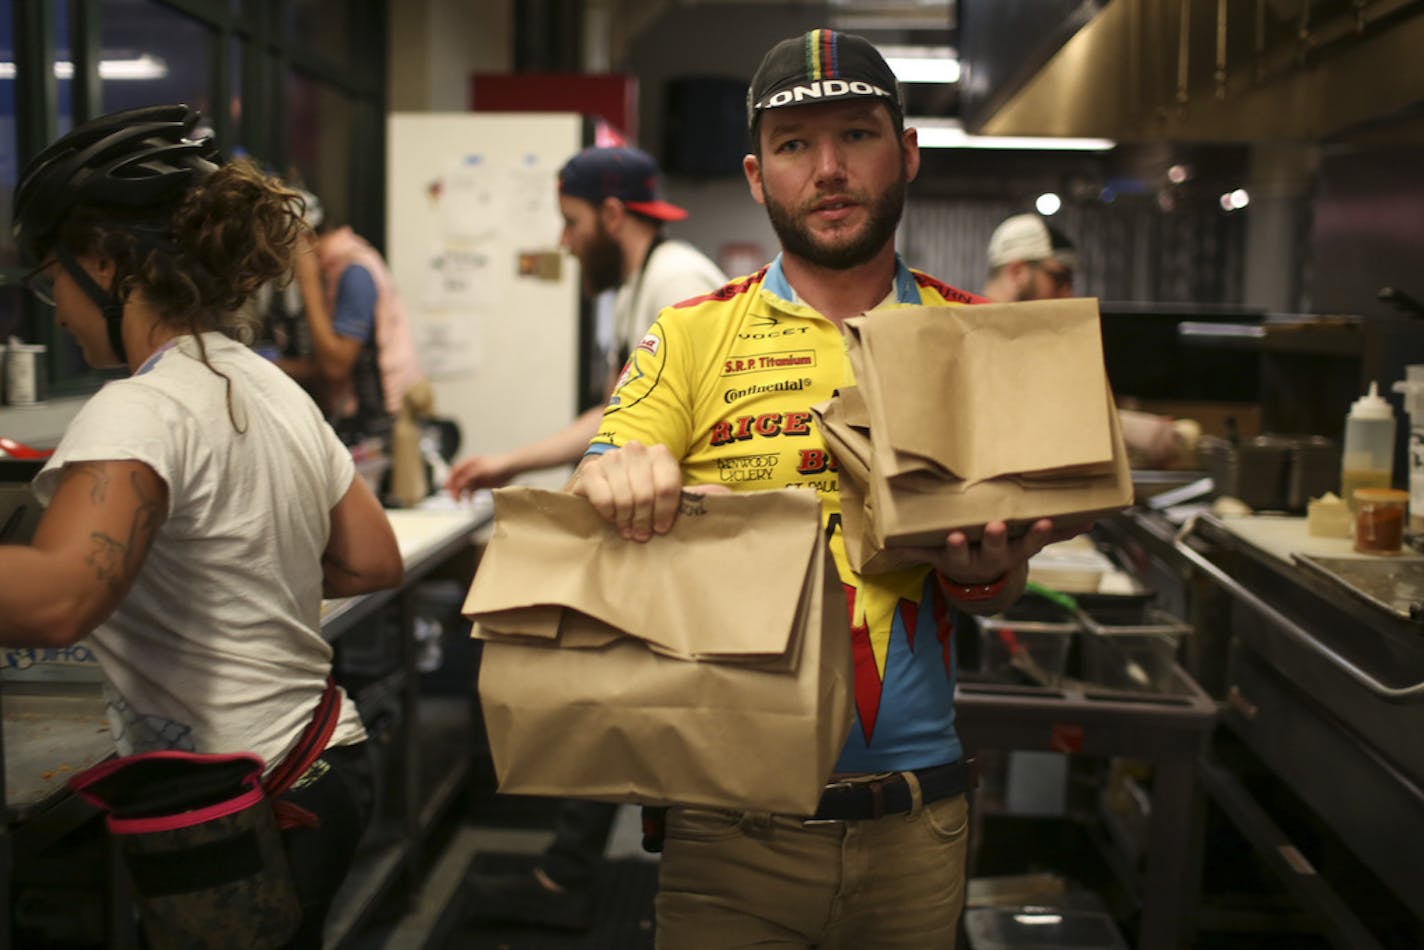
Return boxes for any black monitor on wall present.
[663,76,748,177]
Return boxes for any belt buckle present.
[801,780,857,826]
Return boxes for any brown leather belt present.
[808,760,969,822]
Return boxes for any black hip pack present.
[68,679,341,949]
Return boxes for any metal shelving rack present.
[956,652,1217,947]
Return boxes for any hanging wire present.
[1177,0,1193,105]
[1215,0,1229,100]
[1254,0,1266,82]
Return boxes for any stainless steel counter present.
[1,682,110,819]
[1106,507,1424,945]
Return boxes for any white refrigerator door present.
[386,112,586,489]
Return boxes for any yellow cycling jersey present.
[590,253,983,773]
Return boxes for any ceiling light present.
[98,55,168,80]
[0,54,168,81]
[886,57,960,84]
[1036,193,1062,215]
[911,118,1115,151]
[878,46,960,84]
[1220,188,1250,211]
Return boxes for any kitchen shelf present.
[956,660,1216,948]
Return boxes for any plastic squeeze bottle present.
[1340,381,1396,511]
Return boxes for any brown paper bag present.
[849,300,1118,482]
[842,329,946,483]
[863,388,1132,547]
[811,391,912,574]
[838,299,1133,567]
[463,487,854,815]
[811,389,871,484]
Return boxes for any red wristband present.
[936,571,1009,603]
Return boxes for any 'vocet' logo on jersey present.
[762,80,892,109]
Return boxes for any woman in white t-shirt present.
[2,104,403,946]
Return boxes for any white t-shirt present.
[34,332,366,770]
[609,239,727,376]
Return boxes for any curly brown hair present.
[53,158,310,429]
[55,157,308,341]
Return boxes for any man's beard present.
[762,170,907,271]
[582,223,624,296]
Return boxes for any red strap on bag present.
[263,677,341,830]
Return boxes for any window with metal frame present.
[0,0,386,402]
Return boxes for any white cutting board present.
[1215,514,1423,566]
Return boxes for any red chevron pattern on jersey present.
[845,582,880,744]
[844,580,955,746]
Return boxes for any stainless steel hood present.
[966,0,1424,143]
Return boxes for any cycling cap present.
[748,29,902,131]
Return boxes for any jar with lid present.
[1353,487,1408,555]
[1340,381,1396,511]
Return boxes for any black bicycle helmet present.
[12,103,221,263]
[12,105,220,365]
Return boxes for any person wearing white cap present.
[982,212,1079,303]
[449,147,726,933]
[982,214,1201,468]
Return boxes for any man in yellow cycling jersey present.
[572,29,1072,949]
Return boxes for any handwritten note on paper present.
[414,311,479,379]
[508,152,559,243]
[439,155,503,242]
[423,246,494,310]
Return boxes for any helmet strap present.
[54,245,128,365]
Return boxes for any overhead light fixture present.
[1220,188,1250,211]
[97,55,168,80]
[0,54,168,81]
[911,118,1115,152]
[878,46,960,84]
[1036,193,1062,215]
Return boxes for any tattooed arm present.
[322,474,403,598]
[0,460,168,647]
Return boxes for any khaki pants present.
[655,793,967,949]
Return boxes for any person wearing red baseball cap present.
[450,146,725,933]
[445,146,725,502]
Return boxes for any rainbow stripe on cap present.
[807,28,839,80]
[748,28,902,125]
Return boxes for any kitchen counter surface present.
[1202,513,1423,623]
[1,683,110,816]
[1211,512,1423,565]
[3,499,490,819]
